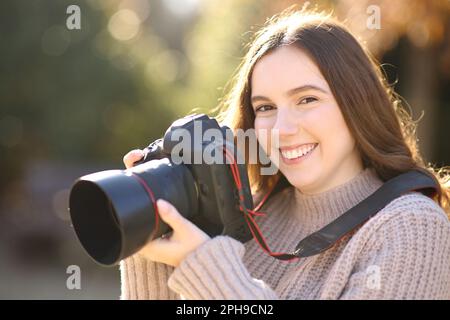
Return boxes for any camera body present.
[69,114,254,266]
[136,113,254,241]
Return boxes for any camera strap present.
[243,170,439,261]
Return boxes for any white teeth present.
[281,144,316,160]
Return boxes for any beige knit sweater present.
[120,168,450,299]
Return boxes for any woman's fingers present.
[138,199,211,266]
[156,199,198,237]
[136,236,171,261]
[156,199,188,231]
[123,149,144,169]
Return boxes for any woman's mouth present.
[279,143,318,165]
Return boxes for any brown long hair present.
[213,8,450,214]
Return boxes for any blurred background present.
[0,0,449,299]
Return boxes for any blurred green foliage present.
[0,0,259,190]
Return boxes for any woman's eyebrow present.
[251,84,328,103]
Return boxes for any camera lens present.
[69,158,198,266]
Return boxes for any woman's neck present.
[296,152,364,195]
[289,167,383,232]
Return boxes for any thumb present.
[156,199,188,231]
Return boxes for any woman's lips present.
[279,143,318,165]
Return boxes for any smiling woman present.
[217,10,450,206]
[120,8,450,300]
[250,46,364,194]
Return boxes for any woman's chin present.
[283,171,322,194]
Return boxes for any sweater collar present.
[288,168,384,233]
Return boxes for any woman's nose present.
[273,109,299,136]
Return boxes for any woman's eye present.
[255,105,274,112]
[298,97,318,104]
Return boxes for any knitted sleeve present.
[332,195,450,300]
[120,254,180,299]
[167,236,278,299]
[119,192,272,300]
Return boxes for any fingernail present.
[133,150,144,157]
[157,199,168,211]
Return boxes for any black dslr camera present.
[69,114,254,266]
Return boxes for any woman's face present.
[251,45,363,194]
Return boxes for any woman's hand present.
[123,149,145,169]
[138,199,211,267]
[123,149,211,267]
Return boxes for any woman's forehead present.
[251,46,328,95]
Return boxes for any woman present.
[120,9,450,299]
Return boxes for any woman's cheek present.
[308,103,348,167]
